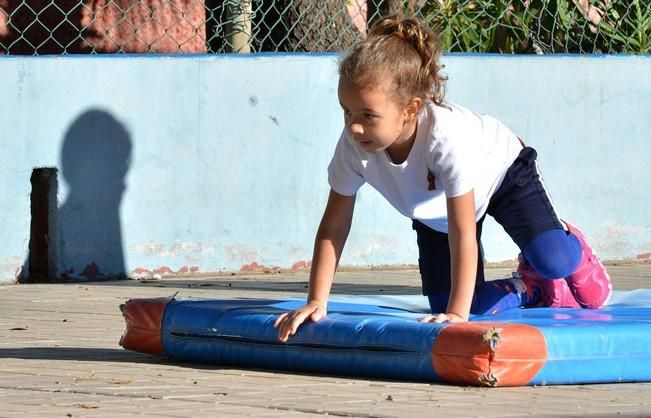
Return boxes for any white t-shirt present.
[327,101,523,233]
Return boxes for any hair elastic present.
[393,31,405,40]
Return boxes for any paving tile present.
[1,267,651,417]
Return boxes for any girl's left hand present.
[418,312,467,323]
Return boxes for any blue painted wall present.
[0,54,649,283]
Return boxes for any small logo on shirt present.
[427,171,436,191]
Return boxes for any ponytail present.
[339,15,446,106]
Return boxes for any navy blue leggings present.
[414,147,581,314]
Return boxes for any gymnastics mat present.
[120,290,651,387]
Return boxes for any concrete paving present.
[1,265,651,417]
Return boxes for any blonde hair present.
[339,15,446,107]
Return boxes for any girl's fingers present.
[418,313,450,323]
[433,313,449,323]
[419,312,468,324]
[276,305,327,343]
[273,312,288,328]
[419,313,447,322]
[277,309,311,342]
[418,314,435,323]
[278,320,295,343]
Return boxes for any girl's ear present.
[404,97,423,122]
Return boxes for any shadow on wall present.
[55,109,132,281]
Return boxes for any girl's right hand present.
[418,312,467,323]
[273,301,327,343]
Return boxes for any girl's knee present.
[522,229,582,278]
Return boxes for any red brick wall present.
[0,0,206,54]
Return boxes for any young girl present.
[274,15,612,342]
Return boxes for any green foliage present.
[596,0,651,53]
[411,0,650,53]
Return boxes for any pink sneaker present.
[563,222,612,309]
[517,254,580,308]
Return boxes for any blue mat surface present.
[121,290,651,386]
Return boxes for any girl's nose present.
[349,122,364,136]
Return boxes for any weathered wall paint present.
[0,54,649,283]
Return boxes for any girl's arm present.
[422,190,478,323]
[274,189,356,342]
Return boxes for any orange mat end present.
[119,296,173,356]
[432,321,547,387]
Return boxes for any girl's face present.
[338,77,417,155]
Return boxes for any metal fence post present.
[227,0,252,53]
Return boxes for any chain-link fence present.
[0,1,648,55]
